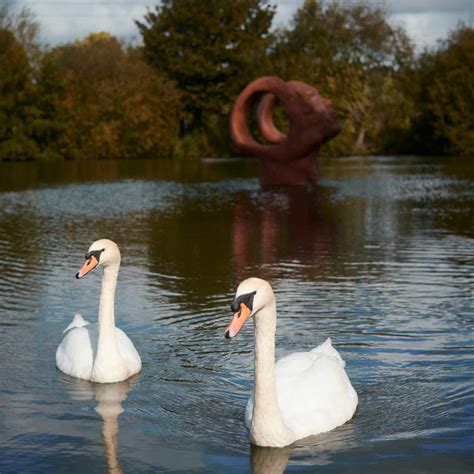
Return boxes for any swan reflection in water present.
[63,376,137,473]
[250,421,358,473]
[250,445,292,474]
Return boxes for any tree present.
[0,27,38,160]
[269,0,414,155]
[412,26,474,156]
[0,2,41,67]
[136,0,275,130]
[47,33,182,159]
[0,2,62,160]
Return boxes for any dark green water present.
[0,156,473,473]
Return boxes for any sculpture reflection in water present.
[64,377,136,474]
[232,185,334,278]
[230,76,340,185]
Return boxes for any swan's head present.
[76,239,120,279]
[224,277,275,339]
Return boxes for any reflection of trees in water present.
[63,377,136,474]
[232,186,336,279]
[143,185,340,311]
[0,159,258,193]
[0,211,45,312]
[144,194,238,306]
[141,158,473,313]
[426,159,474,238]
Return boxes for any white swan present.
[56,239,142,383]
[224,278,358,447]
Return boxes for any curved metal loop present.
[230,76,340,164]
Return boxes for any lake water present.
[0,156,472,473]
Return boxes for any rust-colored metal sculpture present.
[230,76,340,185]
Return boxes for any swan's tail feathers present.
[310,337,345,366]
[63,313,90,333]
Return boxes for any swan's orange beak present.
[76,255,99,279]
[224,302,252,339]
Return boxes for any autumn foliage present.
[47,34,182,159]
[0,1,472,161]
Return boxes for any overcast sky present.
[13,0,474,50]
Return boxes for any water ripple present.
[0,157,473,472]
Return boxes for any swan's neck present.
[98,265,118,341]
[251,304,293,447]
[92,264,126,381]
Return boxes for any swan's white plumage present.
[56,239,141,383]
[227,277,358,447]
[56,320,142,382]
[245,338,358,440]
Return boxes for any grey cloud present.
[13,0,473,47]
[384,0,473,14]
[16,0,148,44]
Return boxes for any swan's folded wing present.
[56,325,95,379]
[275,338,345,380]
[63,313,90,333]
[275,349,358,438]
[275,352,314,378]
[115,327,142,376]
[245,352,316,429]
[309,337,345,366]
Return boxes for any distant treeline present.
[0,0,473,161]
